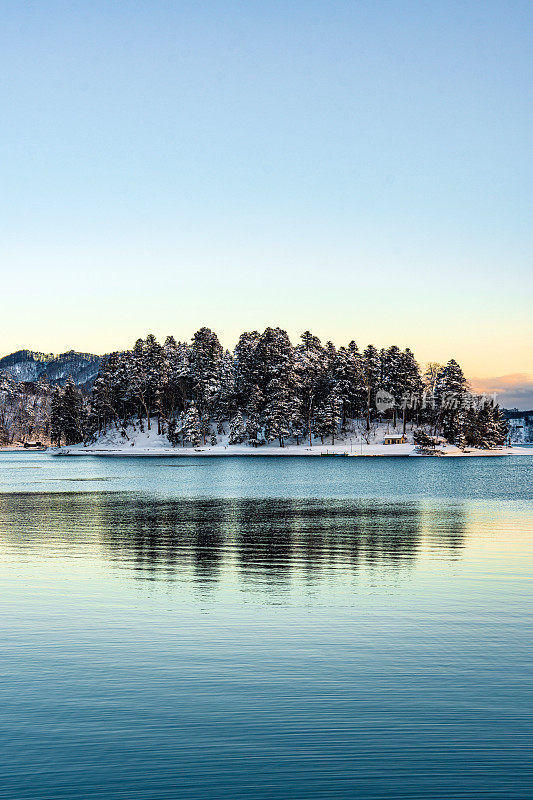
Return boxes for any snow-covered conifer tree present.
[189,328,223,418]
[435,359,468,442]
[398,348,422,432]
[199,415,211,445]
[61,378,86,444]
[233,331,261,408]
[229,410,247,444]
[381,345,402,427]
[245,386,263,446]
[50,386,64,446]
[214,350,236,421]
[50,378,85,446]
[182,404,201,447]
[362,345,381,430]
[294,332,328,446]
[257,328,298,447]
[313,389,342,445]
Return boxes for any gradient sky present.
[1,0,532,388]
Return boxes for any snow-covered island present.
[3,328,530,458]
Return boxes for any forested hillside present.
[48,327,508,450]
[0,376,53,445]
[0,350,101,389]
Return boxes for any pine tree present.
[144,334,165,430]
[189,327,223,417]
[381,345,402,427]
[294,331,328,446]
[91,353,122,433]
[129,338,151,428]
[313,389,342,445]
[398,348,421,433]
[245,386,263,446]
[362,345,380,430]
[167,417,180,447]
[413,429,436,450]
[182,404,201,447]
[465,401,509,448]
[229,410,247,444]
[263,379,292,446]
[257,328,298,447]
[163,335,190,420]
[289,407,304,446]
[493,404,509,446]
[50,378,85,446]
[61,378,85,445]
[234,331,261,408]
[50,386,63,446]
[333,343,362,424]
[300,330,322,352]
[199,415,211,445]
[435,359,468,443]
[214,351,236,420]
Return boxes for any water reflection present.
[3,489,532,800]
[0,492,466,588]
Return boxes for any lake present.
[1,453,532,799]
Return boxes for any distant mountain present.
[0,350,102,390]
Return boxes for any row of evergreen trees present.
[49,327,508,449]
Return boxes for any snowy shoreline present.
[51,421,533,458]
[50,443,532,458]
[2,445,531,457]
[4,422,530,458]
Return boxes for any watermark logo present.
[374,391,499,412]
[375,389,395,413]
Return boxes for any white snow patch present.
[55,420,532,458]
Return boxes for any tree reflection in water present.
[0,492,466,591]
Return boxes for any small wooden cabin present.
[383,434,407,445]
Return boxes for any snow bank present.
[54,422,532,458]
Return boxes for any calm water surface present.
[1,453,532,799]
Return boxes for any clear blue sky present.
[1,0,532,385]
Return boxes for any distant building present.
[504,410,533,443]
[383,433,407,445]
